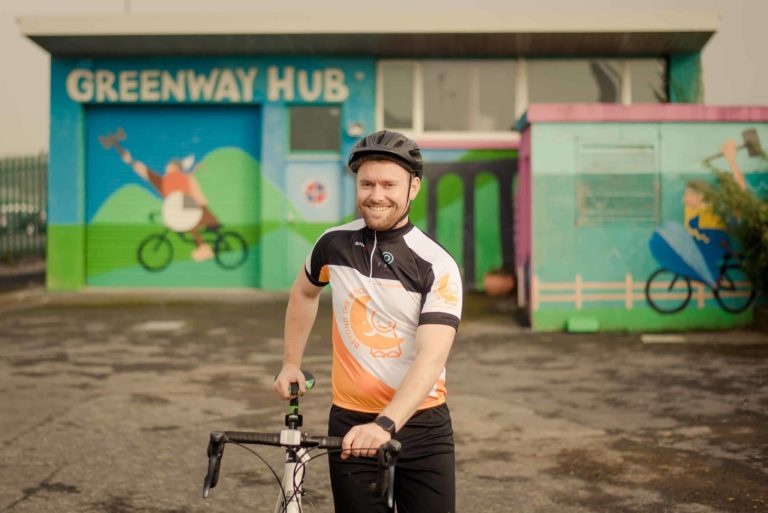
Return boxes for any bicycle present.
[202,371,401,513]
[138,212,248,271]
[645,252,756,314]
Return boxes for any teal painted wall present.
[529,121,768,331]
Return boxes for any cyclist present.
[273,130,462,513]
[116,145,219,262]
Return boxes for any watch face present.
[375,416,396,435]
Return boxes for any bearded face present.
[355,160,420,231]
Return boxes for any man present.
[273,130,462,512]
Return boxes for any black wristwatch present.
[374,415,396,437]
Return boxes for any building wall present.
[46,56,517,291]
[527,116,768,331]
[47,57,375,290]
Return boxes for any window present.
[379,60,516,134]
[528,59,623,104]
[381,63,414,129]
[289,106,341,152]
[575,143,660,226]
[379,58,670,134]
[629,59,667,103]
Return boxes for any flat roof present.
[19,12,719,58]
[516,104,768,130]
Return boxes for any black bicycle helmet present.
[348,130,423,179]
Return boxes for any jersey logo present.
[434,273,459,307]
[382,251,395,264]
[343,290,403,358]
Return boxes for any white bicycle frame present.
[273,429,311,513]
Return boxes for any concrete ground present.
[0,288,767,513]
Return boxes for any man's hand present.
[272,365,306,400]
[341,422,391,459]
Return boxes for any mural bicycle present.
[137,211,247,272]
[645,243,755,314]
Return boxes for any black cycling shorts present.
[327,403,455,513]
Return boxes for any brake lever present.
[370,439,401,508]
[203,432,227,498]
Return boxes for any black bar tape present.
[223,432,282,446]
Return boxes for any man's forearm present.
[282,283,321,368]
[380,324,455,430]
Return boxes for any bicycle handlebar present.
[203,430,401,505]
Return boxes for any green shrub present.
[702,163,768,293]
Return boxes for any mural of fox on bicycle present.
[646,130,761,314]
[85,105,261,287]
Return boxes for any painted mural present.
[524,112,768,331]
[646,130,762,314]
[84,105,262,287]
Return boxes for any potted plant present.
[482,266,516,296]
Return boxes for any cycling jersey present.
[305,218,462,413]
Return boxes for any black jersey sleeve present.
[304,231,334,287]
[419,256,462,329]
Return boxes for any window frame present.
[377,59,519,142]
[376,57,667,139]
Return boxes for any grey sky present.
[1,0,766,156]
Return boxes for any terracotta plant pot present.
[483,272,515,296]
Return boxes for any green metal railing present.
[0,153,47,261]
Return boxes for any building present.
[20,11,767,330]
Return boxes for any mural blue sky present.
[85,104,261,222]
[1,0,768,156]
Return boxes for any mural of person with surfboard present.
[646,129,762,313]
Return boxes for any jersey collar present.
[364,221,414,241]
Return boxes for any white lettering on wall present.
[213,69,240,102]
[297,70,323,102]
[66,69,94,102]
[236,67,258,102]
[64,65,349,103]
[324,68,349,102]
[118,70,139,102]
[187,68,221,101]
[161,70,186,102]
[140,70,161,101]
[95,70,119,102]
[268,65,295,101]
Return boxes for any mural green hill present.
[92,184,162,224]
[190,147,260,224]
[92,147,261,225]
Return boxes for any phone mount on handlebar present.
[285,370,315,430]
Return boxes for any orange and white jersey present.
[305,219,462,413]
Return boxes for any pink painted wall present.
[523,103,768,124]
[515,126,532,310]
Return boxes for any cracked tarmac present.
[0,291,767,512]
